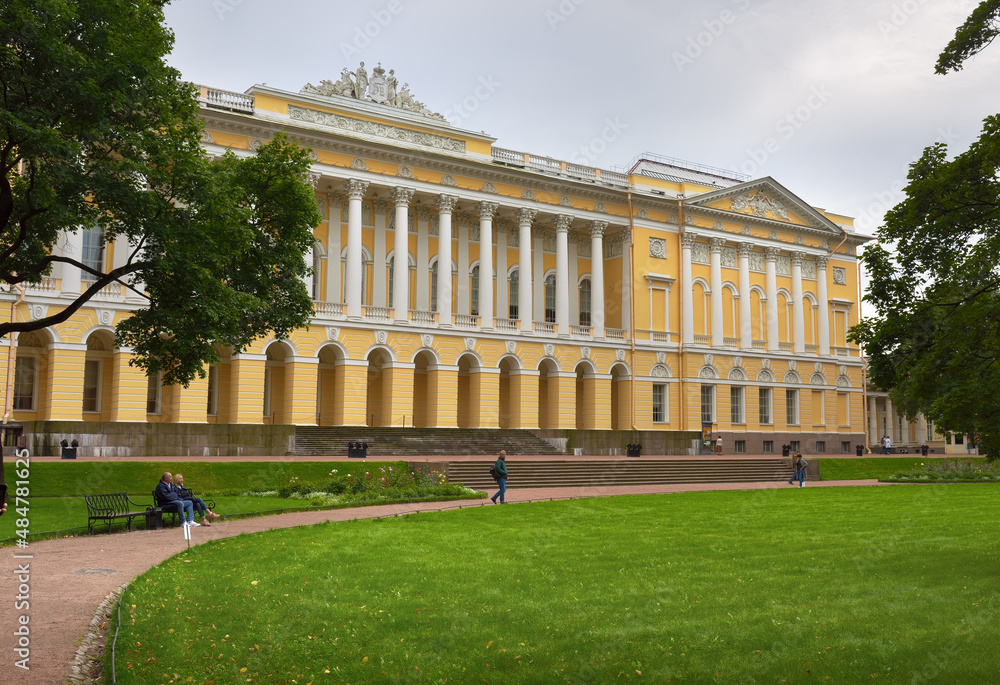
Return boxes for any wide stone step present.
[445,459,794,489]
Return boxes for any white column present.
[916,412,927,445]
[816,255,831,356]
[555,214,571,334]
[301,243,314,296]
[738,242,753,350]
[765,247,779,352]
[60,229,83,296]
[437,195,456,326]
[620,228,631,331]
[478,202,497,328]
[123,233,147,302]
[345,179,368,318]
[457,215,469,315]
[518,208,536,329]
[325,193,342,304]
[868,396,877,446]
[393,186,413,323]
[416,207,430,311]
[791,251,805,354]
[710,237,725,347]
[495,223,508,320]
[568,237,579,324]
[886,397,895,444]
[590,221,607,338]
[901,415,910,445]
[680,232,694,345]
[532,228,545,323]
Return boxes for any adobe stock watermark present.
[733,85,833,178]
[339,0,405,61]
[212,0,244,21]
[441,75,502,127]
[853,126,960,233]
[673,0,751,73]
[877,0,930,39]
[11,447,32,671]
[569,117,628,166]
[545,0,588,31]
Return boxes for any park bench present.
[84,493,153,534]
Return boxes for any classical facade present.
[0,63,873,455]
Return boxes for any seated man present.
[154,472,197,527]
[173,473,219,526]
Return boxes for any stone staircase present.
[446,458,794,490]
[293,426,565,457]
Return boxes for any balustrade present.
[409,310,436,325]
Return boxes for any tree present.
[852,1,1000,459]
[0,0,320,386]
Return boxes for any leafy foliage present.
[852,3,1000,460]
[935,0,1000,74]
[0,0,320,385]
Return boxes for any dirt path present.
[0,479,887,684]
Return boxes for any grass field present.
[814,456,987,481]
[111,484,999,684]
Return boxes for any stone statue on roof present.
[300,63,447,121]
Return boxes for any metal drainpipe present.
[626,189,638,432]
[3,284,27,444]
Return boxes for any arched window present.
[387,256,395,307]
[544,273,556,323]
[430,261,438,312]
[508,269,519,319]
[471,265,480,316]
[579,278,592,326]
[81,225,105,282]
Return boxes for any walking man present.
[491,450,508,504]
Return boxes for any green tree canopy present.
[0,0,320,386]
[853,1,1000,459]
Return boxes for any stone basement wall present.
[532,429,703,456]
[18,421,296,457]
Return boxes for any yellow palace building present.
[0,64,871,457]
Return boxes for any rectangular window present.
[701,385,715,424]
[206,365,219,416]
[816,441,826,453]
[730,386,745,424]
[81,226,105,282]
[430,264,438,313]
[837,392,849,426]
[544,275,556,323]
[146,373,161,414]
[762,440,774,454]
[12,356,36,411]
[842,441,852,453]
[579,279,591,327]
[790,440,800,453]
[83,359,101,413]
[734,440,746,454]
[786,389,798,425]
[812,390,825,425]
[471,267,480,317]
[759,387,771,425]
[652,384,666,423]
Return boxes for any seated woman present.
[173,473,220,526]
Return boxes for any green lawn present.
[111,485,999,684]
[815,456,987,481]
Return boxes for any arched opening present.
[610,363,630,431]
[537,358,559,429]
[750,288,766,342]
[263,341,292,424]
[12,330,51,420]
[412,350,435,428]
[317,344,344,425]
[575,362,597,430]
[778,292,792,343]
[365,348,392,426]
[498,356,518,428]
[83,330,114,421]
[693,281,709,336]
[722,285,738,339]
[456,353,480,428]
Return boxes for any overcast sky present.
[162,0,998,238]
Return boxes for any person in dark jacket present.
[490,450,508,504]
[154,472,197,526]
[174,473,219,526]
[788,453,808,488]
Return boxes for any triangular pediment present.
[684,177,845,235]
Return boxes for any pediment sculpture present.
[731,191,790,222]
[302,62,446,122]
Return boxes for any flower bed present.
[246,465,482,505]
[884,459,999,482]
